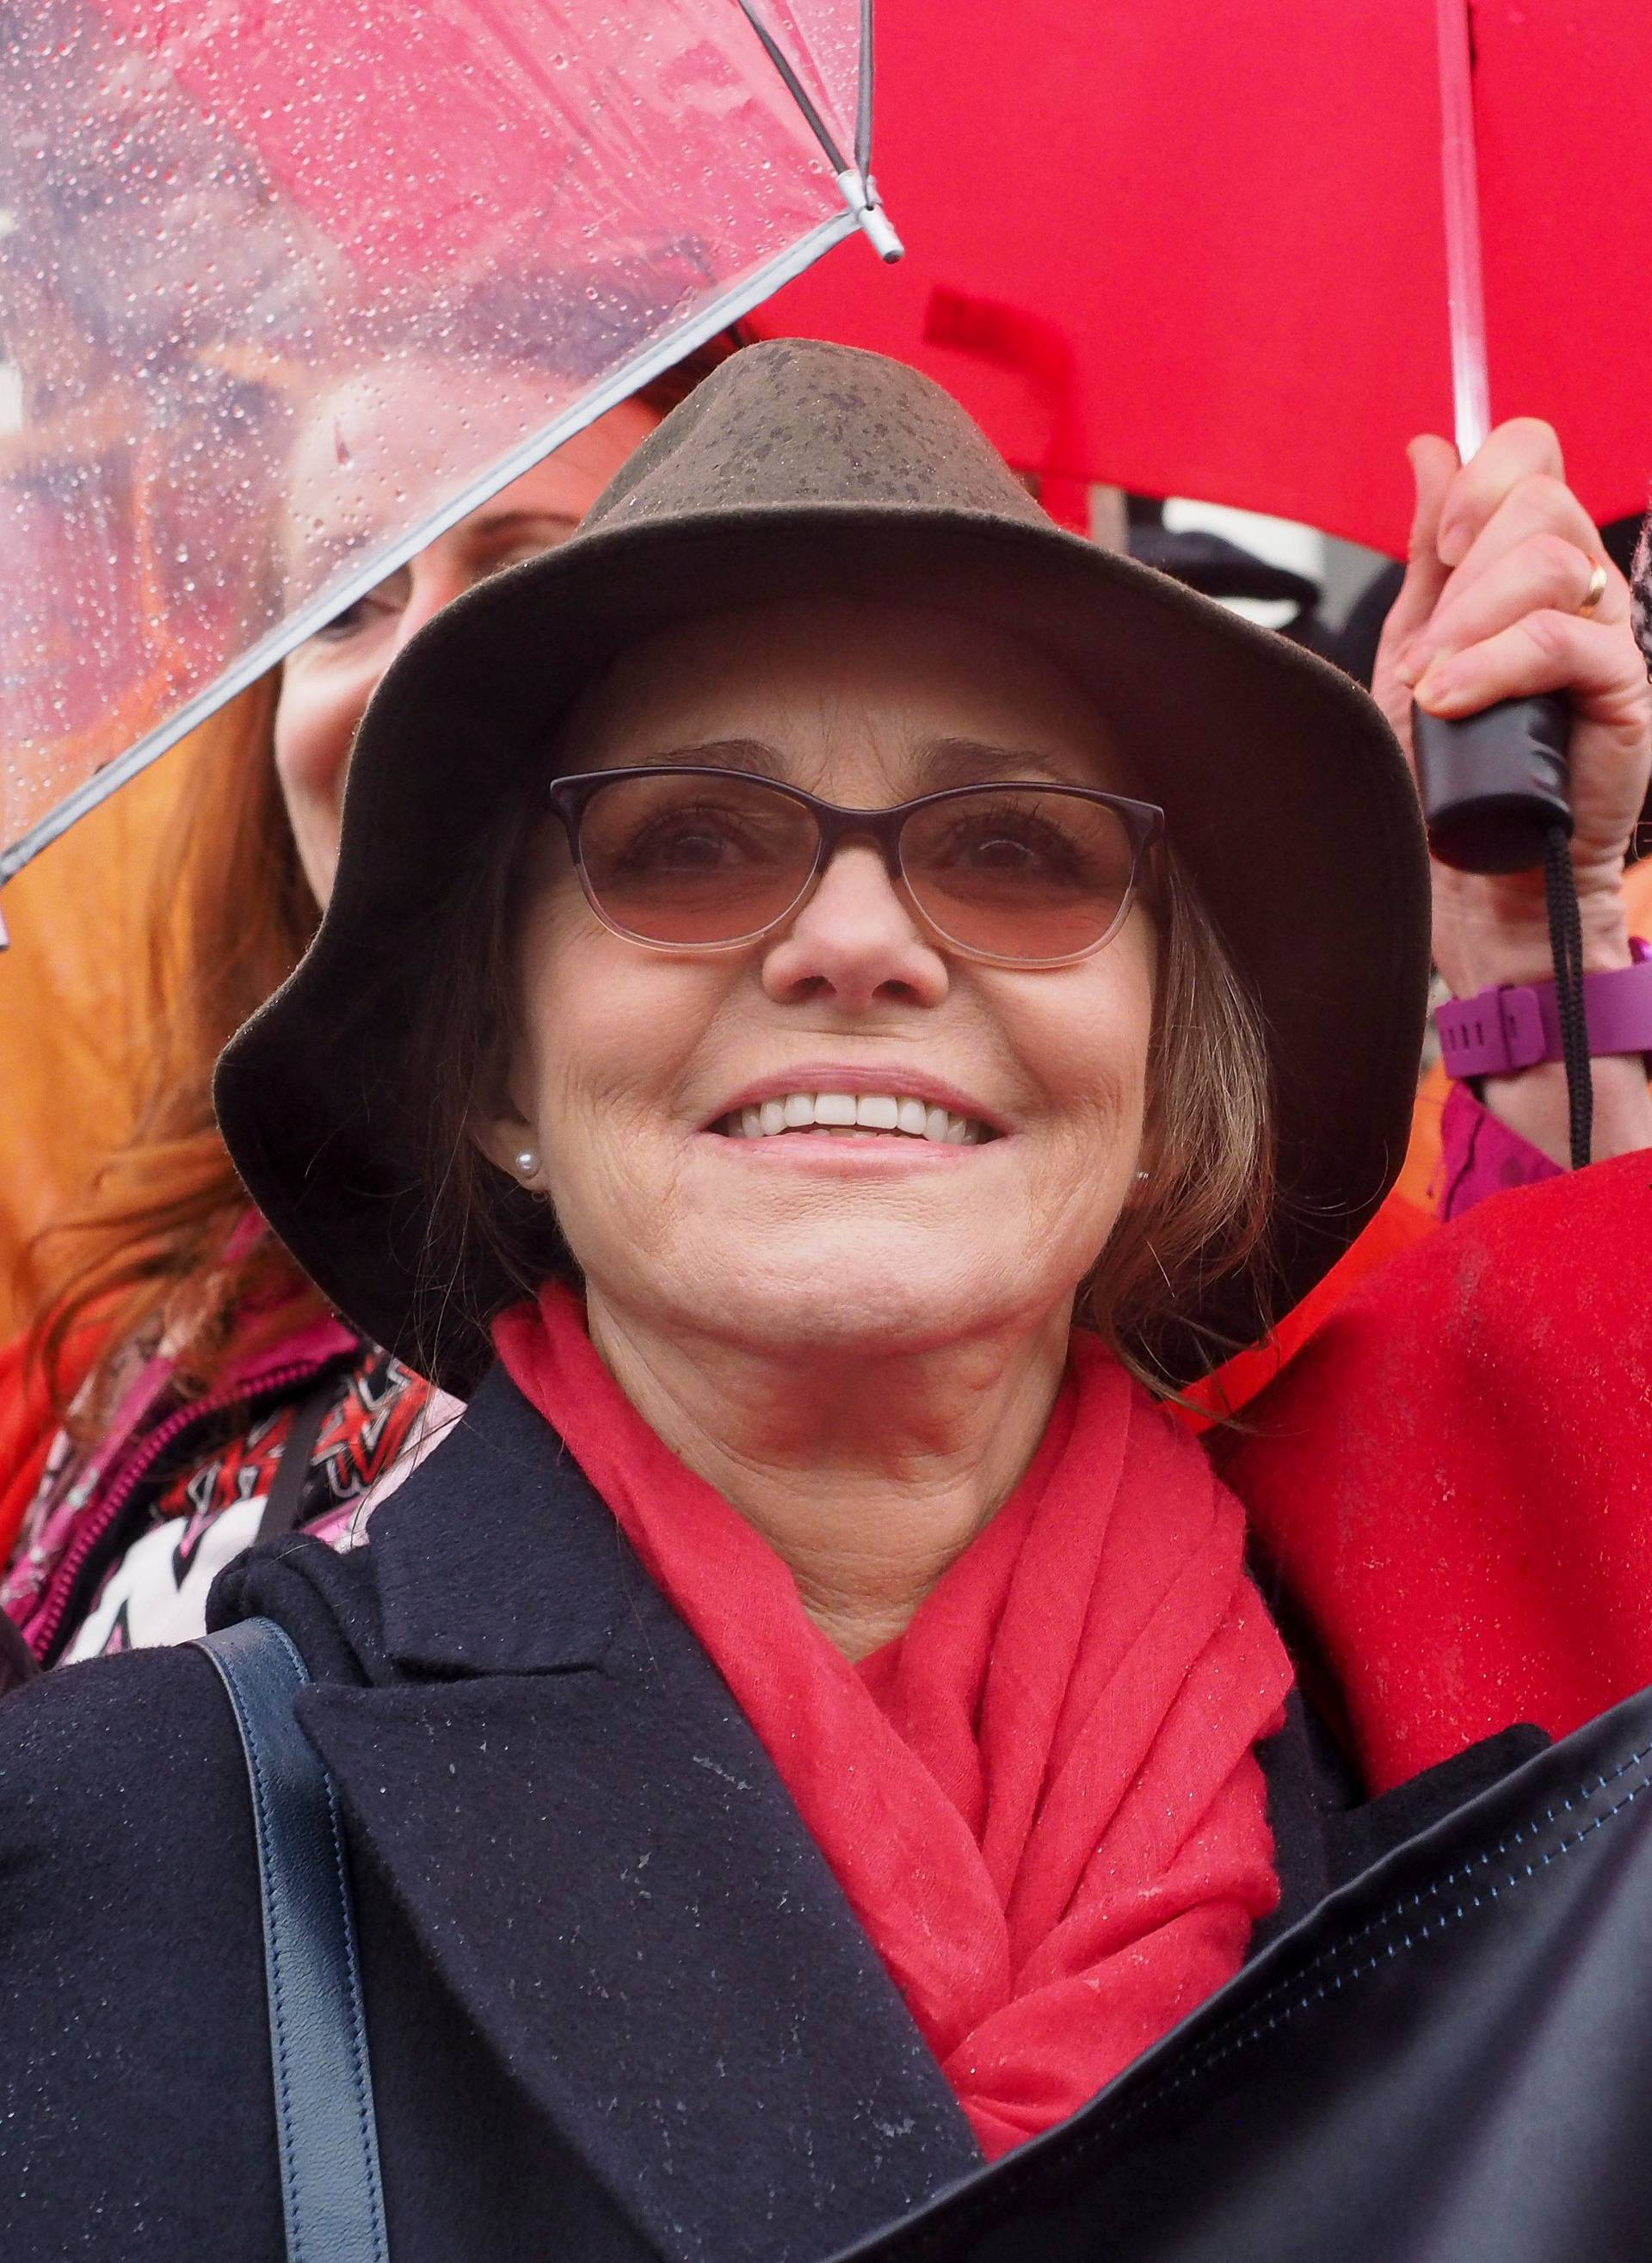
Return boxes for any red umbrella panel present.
[754,0,1652,553]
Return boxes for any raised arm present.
[1371,421,1652,1168]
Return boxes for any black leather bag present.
[832,1680,1652,2263]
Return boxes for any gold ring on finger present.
[1577,559,1608,619]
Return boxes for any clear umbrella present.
[0,0,898,905]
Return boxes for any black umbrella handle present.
[1412,694,1571,874]
[1414,692,1593,1167]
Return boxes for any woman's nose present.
[761,843,949,1011]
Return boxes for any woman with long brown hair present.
[0,342,731,1673]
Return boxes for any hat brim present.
[217,502,1429,1391]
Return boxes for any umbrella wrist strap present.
[1543,825,1593,1170]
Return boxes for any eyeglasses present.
[546,768,1165,968]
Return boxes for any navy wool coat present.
[0,1367,1530,2262]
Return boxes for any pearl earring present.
[1135,1167,1150,1184]
[513,1148,540,1181]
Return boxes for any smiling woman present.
[430,595,1271,1434]
[10,339,1649,2262]
[206,334,1419,2141]
[480,601,1172,1573]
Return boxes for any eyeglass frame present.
[544,766,1167,969]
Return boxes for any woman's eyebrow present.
[288,510,579,589]
[618,738,786,777]
[468,509,581,544]
[917,737,1083,785]
[283,526,396,604]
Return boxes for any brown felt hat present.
[217,339,1429,1391]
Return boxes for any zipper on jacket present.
[28,1353,349,1664]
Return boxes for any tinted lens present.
[900,787,1139,960]
[575,772,819,945]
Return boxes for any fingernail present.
[1413,661,1461,710]
[1436,519,1469,567]
[1394,644,1433,688]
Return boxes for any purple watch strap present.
[1437,936,1652,1080]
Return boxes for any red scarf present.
[495,1287,1291,2158]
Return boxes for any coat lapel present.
[299,1368,979,2263]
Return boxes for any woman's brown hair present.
[21,675,323,1431]
[21,346,737,1433]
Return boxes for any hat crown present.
[583,339,1051,536]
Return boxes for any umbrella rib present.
[856,0,875,175]
[730,0,851,174]
[729,0,900,259]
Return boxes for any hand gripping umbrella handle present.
[1419,3,1591,1162]
[1415,694,1593,1171]
[1413,696,1571,875]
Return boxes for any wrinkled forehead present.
[556,594,1130,793]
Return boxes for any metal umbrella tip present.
[836,170,903,262]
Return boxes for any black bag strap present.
[256,1375,342,1545]
[194,1617,389,2263]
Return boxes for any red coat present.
[1221,1150,1652,1793]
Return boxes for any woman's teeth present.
[721,1093,987,1144]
